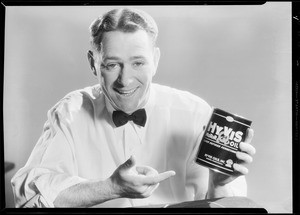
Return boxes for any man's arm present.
[53,179,115,208]
[54,156,176,207]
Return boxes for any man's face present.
[97,30,159,114]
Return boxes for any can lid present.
[213,107,252,126]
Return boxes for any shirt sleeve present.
[185,103,212,200]
[11,99,88,208]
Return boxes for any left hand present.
[209,128,256,186]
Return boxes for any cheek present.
[141,72,154,87]
[139,68,155,84]
[101,72,118,87]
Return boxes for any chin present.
[123,107,138,114]
[114,103,135,112]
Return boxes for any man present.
[11,8,256,208]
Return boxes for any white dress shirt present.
[11,83,247,208]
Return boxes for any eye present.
[106,63,119,70]
[132,61,145,68]
[101,63,121,71]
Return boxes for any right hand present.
[108,155,176,199]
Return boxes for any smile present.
[115,87,139,97]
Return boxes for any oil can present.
[195,108,252,175]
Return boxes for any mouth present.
[114,87,139,97]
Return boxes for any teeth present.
[120,89,135,94]
[117,88,137,96]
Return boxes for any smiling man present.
[11,8,256,208]
[95,29,160,114]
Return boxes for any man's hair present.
[89,8,158,52]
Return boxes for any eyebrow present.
[102,56,121,62]
[102,55,147,62]
[129,56,147,61]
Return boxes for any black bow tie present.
[112,109,147,127]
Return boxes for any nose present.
[117,65,133,87]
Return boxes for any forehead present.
[100,30,154,57]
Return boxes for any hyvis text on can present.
[195,108,252,175]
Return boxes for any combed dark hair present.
[89,8,158,52]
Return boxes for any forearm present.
[53,178,119,208]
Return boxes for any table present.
[132,196,268,213]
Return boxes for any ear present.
[87,50,98,77]
[152,47,160,76]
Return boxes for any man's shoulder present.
[49,85,104,119]
[152,83,211,112]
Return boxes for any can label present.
[195,108,252,175]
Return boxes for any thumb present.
[120,155,136,170]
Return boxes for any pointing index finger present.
[142,170,176,185]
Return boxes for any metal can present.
[195,108,252,175]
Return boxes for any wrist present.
[207,180,234,199]
[105,177,123,199]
